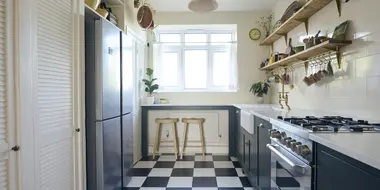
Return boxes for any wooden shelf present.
[260,40,352,71]
[107,0,124,6]
[85,4,123,32]
[260,0,339,46]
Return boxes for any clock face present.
[249,28,261,40]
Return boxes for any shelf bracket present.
[335,0,342,17]
[277,33,288,45]
[271,44,274,52]
[295,18,309,34]
[336,46,342,69]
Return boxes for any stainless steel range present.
[267,116,380,190]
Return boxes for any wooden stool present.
[153,118,180,158]
[181,118,206,160]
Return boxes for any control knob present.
[296,145,311,157]
[290,141,302,152]
[271,131,282,139]
[286,139,296,148]
[281,137,292,145]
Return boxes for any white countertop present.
[141,104,232,107]
[310,133,380,170]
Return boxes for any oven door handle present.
[267,144,306,169]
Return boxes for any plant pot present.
[257,97,264,104]
[145,96,155,105]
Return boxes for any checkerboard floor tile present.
[124,154,254,189]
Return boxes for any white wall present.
[270,0,380,117]
[150,11,271,104]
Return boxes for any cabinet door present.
[243,132,250,169]
[316,145,380,190]
[256,117,272,188]
[238,128,244,165]
[248,133,258,186]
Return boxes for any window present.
[153,25,237,92]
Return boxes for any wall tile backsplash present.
[270,0,380,116]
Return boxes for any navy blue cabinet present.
[315,143,380,190]
[256,116,272,189]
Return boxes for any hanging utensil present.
[289,65,295,89]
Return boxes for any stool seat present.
[181,117,206,160]
[153,118,180,158]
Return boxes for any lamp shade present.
[188,0,218,13]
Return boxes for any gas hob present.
[277,116,380,133]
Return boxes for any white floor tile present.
[139,188,166,190]
[214,161,235,168]
[148,168,173,177]
[230,157,238,161]
[126,177,146,187]
[195,155,213,161]
[157,155,177,161]
[193,168,216,177]
[277,168,292,177]
[192,188,218,190]
[174,161,195,168]
[216,177,243,187]
[167,177,193,187]
[235,168,246,177]
[134,161,156,168]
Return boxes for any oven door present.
[267,140,312,190]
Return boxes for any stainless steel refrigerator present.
[85,18,133,190]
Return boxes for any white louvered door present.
[34,0,75,189]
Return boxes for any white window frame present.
[153,26,238,92]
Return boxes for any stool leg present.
[199,123,206,160]
[157,124,162,153]
[172,123,179,158]
[181,123,189,159]
[153,123,161,159]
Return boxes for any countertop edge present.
[309,134,380,171]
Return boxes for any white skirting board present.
[148,145,229,155]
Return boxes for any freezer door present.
[100,117,123,190]
[121,33,134,114]
[95,20,121,119]
[122,113,133,186]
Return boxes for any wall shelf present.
[260,0,342,46]
[85,4,124,32]
[260,39,352,71]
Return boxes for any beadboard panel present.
[35,0,74,189]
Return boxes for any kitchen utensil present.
[274,52,280,62]
[293,46,305,53]
[315,36,328,45]
[285,38,295,56]
[303,63,314,86]
[289,66,295,89]
[137,5,153,29]
[327,60,334,76]
[278,53,287,60]
[269,54,275,64]
[282,73,290,85]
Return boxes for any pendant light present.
[188,0,218,13]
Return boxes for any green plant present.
[142,68,159,96]
[250,81,270,97]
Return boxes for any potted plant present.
[142,68,159,104]
[250,81,270,104]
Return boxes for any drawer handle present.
[267,144,305,169]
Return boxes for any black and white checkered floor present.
[124,153,255,190]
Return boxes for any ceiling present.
[149,0,277,12]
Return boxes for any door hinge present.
[75,128,80,132]
[11,146,20,152]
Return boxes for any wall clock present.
[249,28,261,40]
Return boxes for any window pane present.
[159,33,180,43]
[185,33,207,45]
[211,33,232,42]
[212,52,230,86]
[161,53,179,86]
[184,50,207,89]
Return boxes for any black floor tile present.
[142,177,170,187]
[176,155,195,161]
[218,188,245,190]
[276,161,283,169]
[275,177,300,187]
[166,188,192,190]
[154,161,176,168]
[140,155,160,161]
[162,153,176,155]
[171,168,194,176]
[232,161,242,168]
[194,161,214,168]
[192,177,217,187]
[239,177,252,187]
[122,188,139,190]
[215,168,238,176]
[213,155,231,161]
[126,168,152,176]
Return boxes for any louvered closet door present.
[35,0,75,189]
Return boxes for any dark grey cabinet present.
[315,143,380,190]
[240,126,257,186]
[256,116,272,189]
[235,109,242,160]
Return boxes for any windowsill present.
[157,89,238,93]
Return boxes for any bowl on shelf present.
[85,0,101,9]
[293,46,305,53]
[96,8,109,18]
